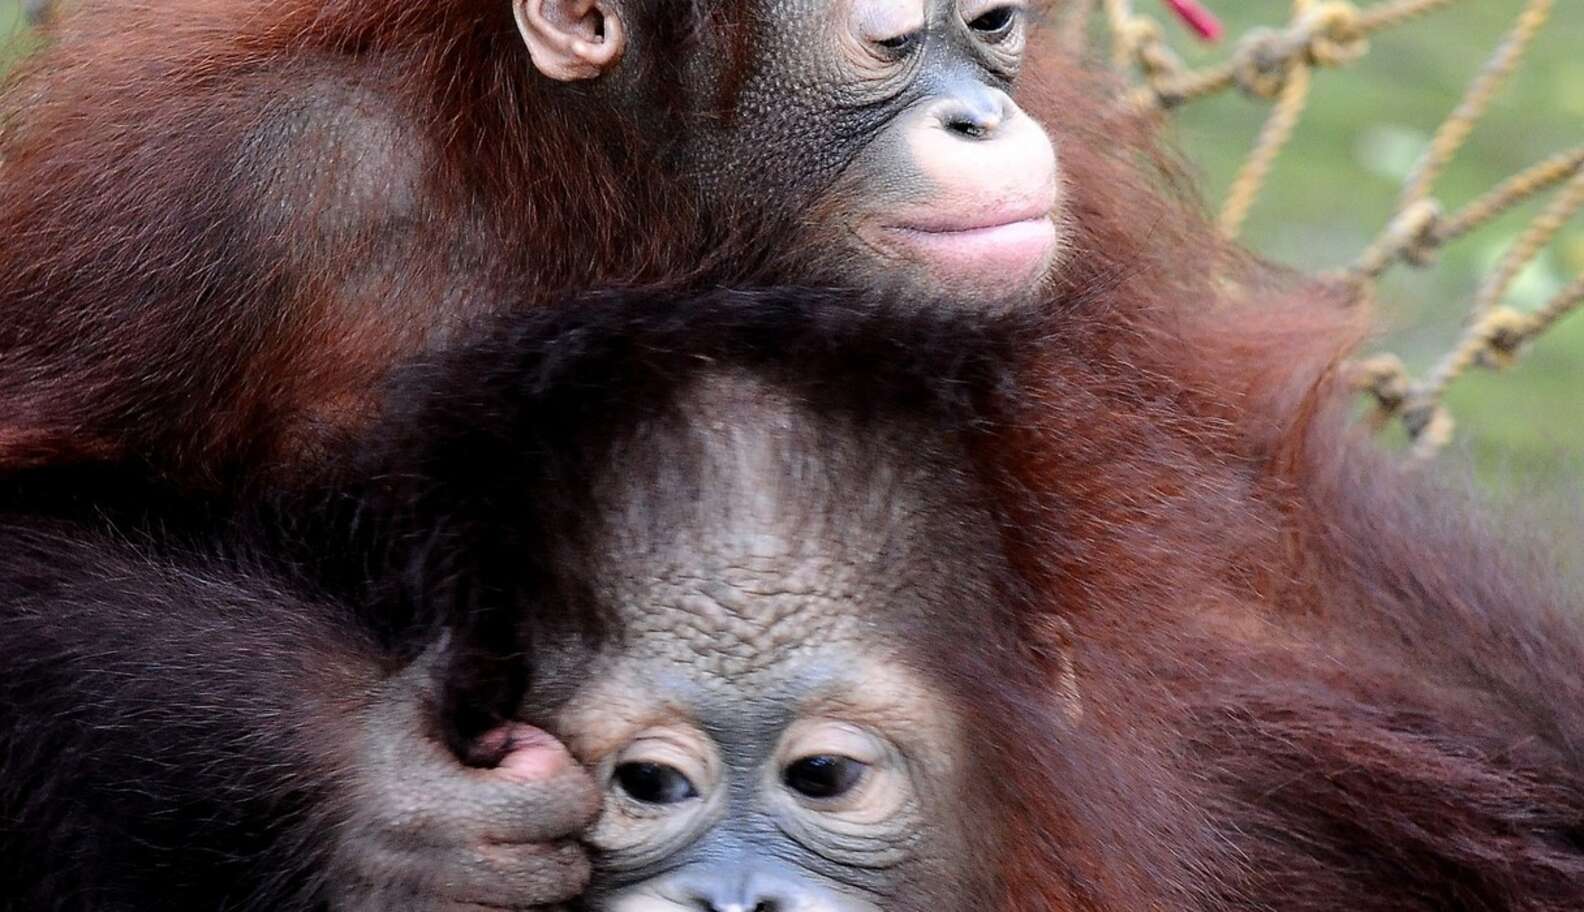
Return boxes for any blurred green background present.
[0,2,39,69]
[1,1,1579,488]
[1147,1,1583,491]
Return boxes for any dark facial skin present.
[699,0,1063,300]
[521,0,1063,302]
[519,372,1005,912]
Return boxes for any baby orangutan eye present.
[874,31,920,54]
[615,761,698,805]
[783,755,867,799]
[969,6,1019,39]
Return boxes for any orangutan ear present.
[513,0,627,81]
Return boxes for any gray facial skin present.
[522,372,1007,912]
[694,0,1026,197]
[678,0,1063,300]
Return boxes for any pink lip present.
[882,213,1059,284]
[888,207,1054,235]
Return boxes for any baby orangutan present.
[516,371,1007,912]
[19,288,1579,910]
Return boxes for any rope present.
[1104,0,1137,67]
[1106,0,1192,85]
[1525,272,1584,353]
[1122,0,1455,112]
[1413,169,1584,393]
[1468,166,1584,321]
[1398,0,1553,211]
[1353,0,1459,33]
[1101,0,1579,459]
[1355,170,1584,456]
[1318,0,1568,456]
[1219,53,1311,238]
[1438,146,1584,245]
[1349,199,1443,280]
[1348,146,1584,281]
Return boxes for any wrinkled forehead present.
[579,370,1005,656]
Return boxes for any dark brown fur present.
[1,6,1581,911]
[336,277,1584,912]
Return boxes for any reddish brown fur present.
[0,0,776,485]
[2,5,1582,910]
[962,33,1584,911]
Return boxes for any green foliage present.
[1161,1,1584,487]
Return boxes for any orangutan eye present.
[873,30,922,59]
[615,761,698,805]
[784,754,867,799]
[969,7,1019,40]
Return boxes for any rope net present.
[1067,0,1582,459]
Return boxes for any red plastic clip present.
[1163,0,1224,42]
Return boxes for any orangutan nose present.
[935,84,1011,140]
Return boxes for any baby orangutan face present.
[521,373,1001,912]
[554,640,967,912]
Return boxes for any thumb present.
[469,722,579,783]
